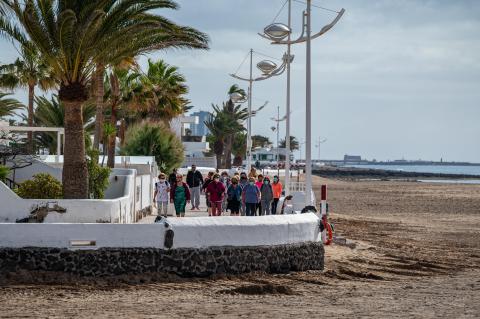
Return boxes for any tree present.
[1,0,209,198]
[223,84,248,169]
[205,103,247,169]
[121,122,184,173]
[252,135,272,148]
[91,2,210,149]
[32,95,95,155]
[232,132,247,166]
[0,92,23,118]
[0,44,55,152]
[280,135,299,151]
[103,68,143,168]
[136,59,189,125]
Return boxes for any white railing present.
[288,182,306,192]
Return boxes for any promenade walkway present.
[137,193,210,223]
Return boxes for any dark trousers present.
[245,203,257,216]
[271,198,279,214]
[256,202,262,216]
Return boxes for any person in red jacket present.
[170,174,191,217]
[206,173,226,216]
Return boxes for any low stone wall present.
[0,242,324,277]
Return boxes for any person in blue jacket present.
[242,177,260,216]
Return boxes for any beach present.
[1,176,479,318]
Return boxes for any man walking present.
[186,164,203,210]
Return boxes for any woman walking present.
[154,173,170,217]
[202,171,215,216]
[170,174,191,217]
[260,176,273,215]
[226,176,242,216]
[271,175,283,214]
[255,174,264,215]
[242,177,260,216]
[206,174,226,216]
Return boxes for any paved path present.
[137,193,211,223]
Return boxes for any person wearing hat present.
[153,173,170,217]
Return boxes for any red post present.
[321,185,327,201]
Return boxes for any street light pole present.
[285,0,292,194]
[305,0,312,206]
[230,50,289,173]
[247,49,254,172]
[276,106,280,177]
[260,2,344,208]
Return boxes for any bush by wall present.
[86,149,111,199]
[121,122,184,173]
[15,173,63,199]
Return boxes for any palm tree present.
[280,135,300,151]
[205,103,247,169]
[103,68,143,168]
[137,59,189,125]
[91,1,210,149]
[33,95,95,155]
[223,84,247,168]
[1,0,208,198]
[0,92,23,118]
[0,45,55,152]
[232,132,247,166]
[252,135,272,148]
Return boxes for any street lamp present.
[259,0,345,207]
[271,106,287,177]
[230,49,289,172]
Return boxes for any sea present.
[343,164,480,184]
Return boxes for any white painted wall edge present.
[0,214,321,249]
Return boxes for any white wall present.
[7,159,62,183]
[0,224,165,248]
[0,168,138,224]
[0,213,321,249]
[166,213,321,248]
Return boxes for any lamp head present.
[263,23,291,41]
[257,60,277,74]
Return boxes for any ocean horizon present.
[344,164,480,176]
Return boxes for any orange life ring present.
[321,216,333,245]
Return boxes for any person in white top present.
[154,173,170,217]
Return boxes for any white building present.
[250,147,294,167]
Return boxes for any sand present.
[1,176,479,318]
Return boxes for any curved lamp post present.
[259,0,345,206]
[229,49,289,172]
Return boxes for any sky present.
[1,0,479,162]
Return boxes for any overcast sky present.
[1,0,479,162]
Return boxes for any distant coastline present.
[313,165,480,180]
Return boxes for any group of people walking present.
[154,165,283,218]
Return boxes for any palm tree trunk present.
[27,84,34,154]
[224,134,233,169]
[62,100,89,198]
[119,118,126,146]
[107,105,117,168]
[93,63,104,150]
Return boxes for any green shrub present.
[121,122,184,172]
[15,173,63,199]
[0,165,9,181]
[87,149,111,199]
